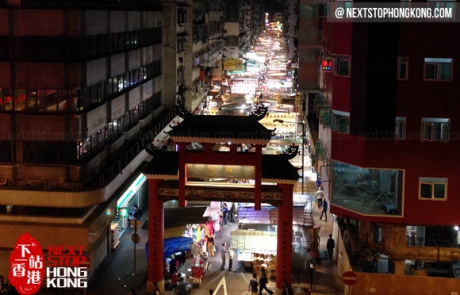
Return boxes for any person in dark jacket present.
[259,268,273,295]
[319,199,328,221]
[327,234,335,260]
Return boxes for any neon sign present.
[322,56,332,71]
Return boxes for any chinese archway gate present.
[142,106,300,292]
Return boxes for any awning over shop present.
[230,229,277,253]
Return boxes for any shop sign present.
[322,55,332,71]
[187,164,255,179]
[223,59,243,71]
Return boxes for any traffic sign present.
[342,271,358,286]
[131,233,140,244]
[130,219,142,232]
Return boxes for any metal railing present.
[406,237,455,248]
[98,109,177,188]
[0,109,177,192]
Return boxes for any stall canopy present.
[145,236,193,260]
[230,229,277,253]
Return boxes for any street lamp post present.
[273,119,305,194]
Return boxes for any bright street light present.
[273,119,305,194]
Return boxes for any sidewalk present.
[76,202,344,295]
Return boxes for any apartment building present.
[297,0,460,293]
[0,0,177,277]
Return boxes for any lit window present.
[333,56,351,77]
[421,118,450,141]
[424,58,452,81]
[428,0,454,11]
[395,117,406,139]
[332,110,350,133]
[397,57,408,80]
[337,1,353,11]
[419,177,447,200]
[401,0,411,9]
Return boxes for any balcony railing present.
[0,108,177,192]
[406,237,457,248]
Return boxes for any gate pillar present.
[147,179,164,287]
[276,183,294,288]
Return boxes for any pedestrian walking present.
[319,198,328,221]
[207,235,215,256]
[179,251,186,267]
[248,273,259,295]
[176,277,188,295]
[327,234,335,261]
[258,268,273,295]
[230,203,237,222]
[169,255,177,277]
[228,247,234,271]
[220,243,228,270]
[315,187,324,209]
[221,203,229,226]
[316,176,322,189]
[282,280,293,295]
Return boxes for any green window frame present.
[419,177,447,200]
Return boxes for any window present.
[24,142,76,164]
[333,56,351,77]
[336,1,353,11]
[421,118,449,141]
[428,0,454,11]
[401,0,411,9]
[419,177,447,200]
[424,58,452,81]
[108,117,123,140]
[177,37,185,54]
[397,57,408,80]
[177,8,187,25]
[319,108,331,128]
[395,117,406,139]
[0,88,13,111]
[177,66,185,85]
[317,3,329,17]
[315,140,326,161]
[0,141,13,162]
[332,110,350,133]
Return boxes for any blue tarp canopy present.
[145,237,193,260]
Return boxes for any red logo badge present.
[8,233,44,295]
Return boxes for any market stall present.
[230,229,277,277]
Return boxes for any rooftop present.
[167,115,274,144]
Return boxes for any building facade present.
[162,0,265,114]
[296,0,460,293]
[0,0,176,278]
